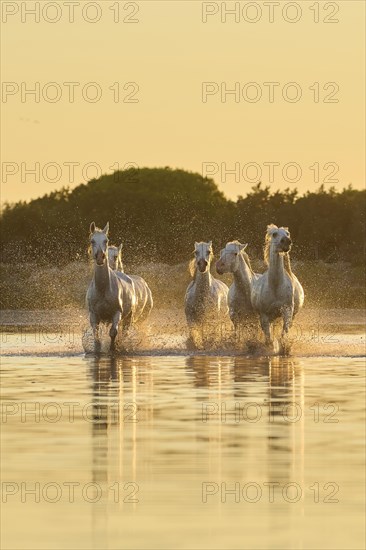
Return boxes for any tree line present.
[0,167,364,265]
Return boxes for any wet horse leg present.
[90,312,101,354]
[260,313,272,346]
[122,310,133,334]
[280,305,294,354]
[281,305,293,337]
[109,311,122,351]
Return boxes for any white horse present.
[108,244,153,324]
[185,241,229,345]
[86,222,136,353]
[251,225,304,348]
[216,241,261,333]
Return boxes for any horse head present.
[89,221,109,266]
[216,241,248,275]
[194,241,213,273]
[266,224,292,256]
[108,245,120,270]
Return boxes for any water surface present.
[1,311,365,549]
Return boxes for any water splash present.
[1,307,364,358]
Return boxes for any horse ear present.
[239,243,248,251]
[194,241,199,248]
[103,222,109,235]
[208,240,213,248]
[90,222,96,234]
[118,244,123,252]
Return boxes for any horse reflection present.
[185,355,234,388]
[185,354,304,489]
[84,355,154,485]
[83,352,305,542]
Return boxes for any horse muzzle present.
[280,237,292,252]
[95,250,106,265]
[197,259,208,273]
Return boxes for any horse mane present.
[91,226,104,233]
[118,253,124,272]
[189,258,197,278]
[283,252,293,276]
[263,224,292,275]
[242,250,255,275]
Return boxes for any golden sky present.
[1,0,365,203]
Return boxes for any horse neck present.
[233,254,253,296]
[94,260,111,292]
[194,266,212,294]
[268,244,286,288]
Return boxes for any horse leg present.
[122,310,133,334]
[235,321,244,347]
[229,309,239,342]
[260,314,272,346]
[279,305,294,355]
[109,311,122,352]
[90,313,101,354]
[281,305,293,338]
[187,322,201,349]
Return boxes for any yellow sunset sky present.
[1,0,365,203]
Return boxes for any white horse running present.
[251,225,304,348]
[185,241,229,344]
[216,241,261,332]
[86,222,136,353]
[108,244,153,324]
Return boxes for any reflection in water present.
[186,355,304,482]
[86,356,154,547]
[85,355,305,531]
[87,354,154,481]
[2,352,364,549]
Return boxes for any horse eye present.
[272,232,278,238]
[91,239,95,244]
